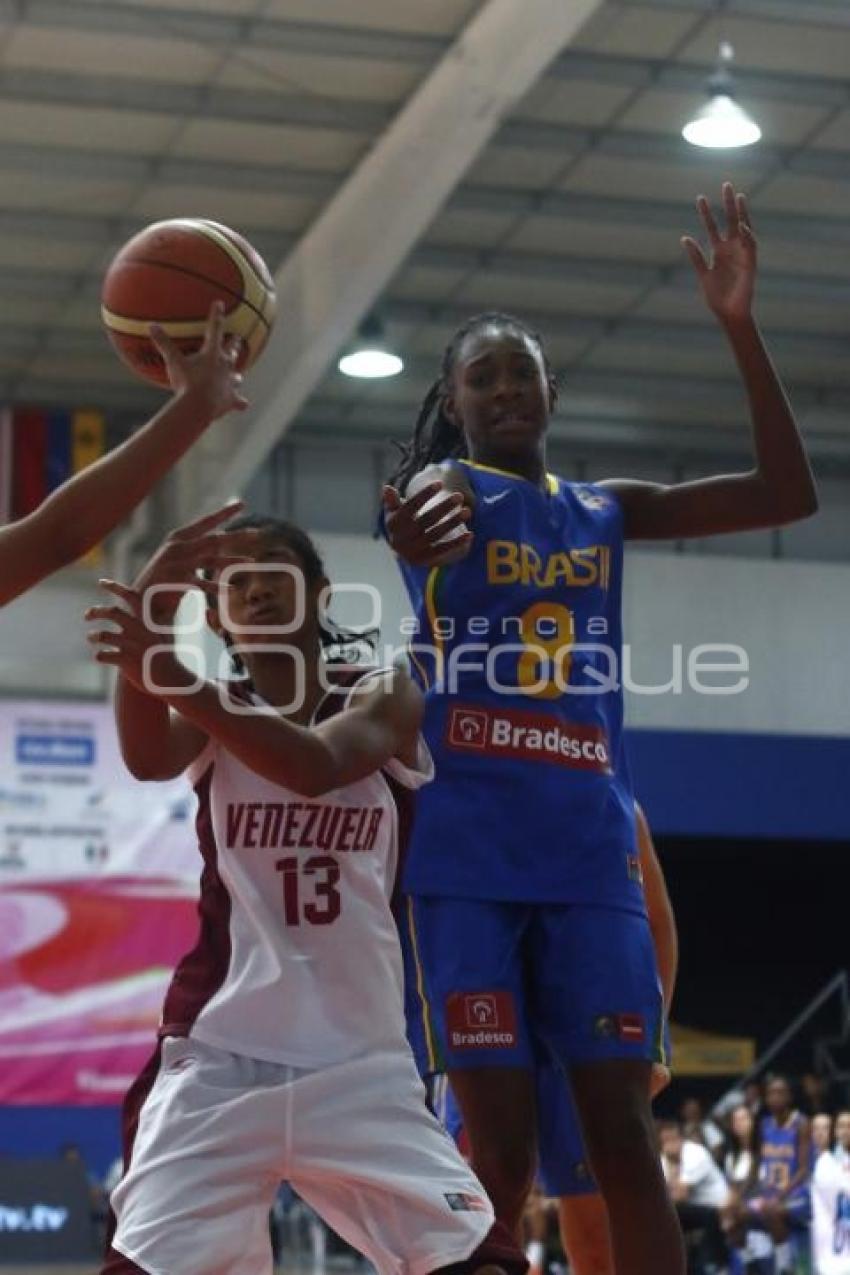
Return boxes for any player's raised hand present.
[681,182,757,325]
[382,482,473,567]
[150,300,250,419]
[130,500,262,624]
[85,580,179,695]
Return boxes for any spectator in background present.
[660,1121,730,1273]
[723,1105,775,1275]
[725,1104,761,1193]
[835,1111,850,1169]
[801,1074,835,1119]
[811,1115,833,1161]
[810,1109,850,1275]
[736,1076,811,1275]
[680,1098,725,1159]
[745,1082,765,1121]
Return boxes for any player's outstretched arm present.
[601,183,817,540]
[87,504,261,781]
[0,302,247,607]
[87,581,425,795]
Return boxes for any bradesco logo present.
[445,990,518,1051]
[446,704,611,773]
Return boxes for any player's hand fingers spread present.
[696,194,721,245]
[169,500,245,542]
[403,482,447,516]
[681,236,708,277]
[201,300,225,355]
[149,324,182,373]
[415,494,468,537]
[97,578,142,613]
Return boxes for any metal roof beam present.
[4,226,850,310]
[1,57,847,130]
[4,130,850,220]
[189,0,609,513]
[15,1,445,60]
[1,293,846,364]
[618,0,850,29]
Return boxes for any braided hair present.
[212,514,377,675]
[387,311,557,493]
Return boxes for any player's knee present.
[580,1097,656,1176]
[473,1140,536,1211]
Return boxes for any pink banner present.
[0,701,200,1104]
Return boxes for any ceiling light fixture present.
[338,315,404,379]
[682,42,762,150]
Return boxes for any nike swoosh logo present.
[482,491,511,505]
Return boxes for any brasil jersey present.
[759,1111,805,1193]
[392,458,642,910]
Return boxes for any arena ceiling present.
[3,0,850,494]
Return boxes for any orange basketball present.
[101,219,276,387]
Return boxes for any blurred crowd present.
[522,1073,850,1275]
[56,1071,850,1275]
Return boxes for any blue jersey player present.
[382,183,817,1275]
[734,1076,812,1273]
[403,804,677,1275]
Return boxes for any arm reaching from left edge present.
[86,578,424,797]
[601,184,817,540]
[0,303,247,606]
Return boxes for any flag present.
[0,407,12,524]
[13,407,49,518]
[72,409,106,566]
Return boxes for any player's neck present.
[470,443,547,489]
[244,649,326,724]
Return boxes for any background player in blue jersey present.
[733,1076,812,1275]
[381,181,816,1275]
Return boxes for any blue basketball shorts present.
[403,896,667,1074]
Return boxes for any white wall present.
[3,537,849,741]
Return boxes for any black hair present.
[211,514,377,675]
[387,311,557,494]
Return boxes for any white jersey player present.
[812,1112,850,1275]
[87,513,524,1275]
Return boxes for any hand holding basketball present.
[682,182,757,325]
[382,482,473,567]
[151,302,250,420]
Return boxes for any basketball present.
[101,218,277,387]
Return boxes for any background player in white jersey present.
[812,1111,850,1275]
[86,513,525,1275]
[1,305,248,607]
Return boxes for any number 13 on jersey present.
[277,855,341,926]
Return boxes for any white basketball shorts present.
[110,1036,495,1275]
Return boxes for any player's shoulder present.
[560,478,622,515]
[342,662,423,718]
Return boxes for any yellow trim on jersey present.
[459,457,559,494]
[406,642,431,690]
[424,566,445,684]
[406,897,439,1074]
